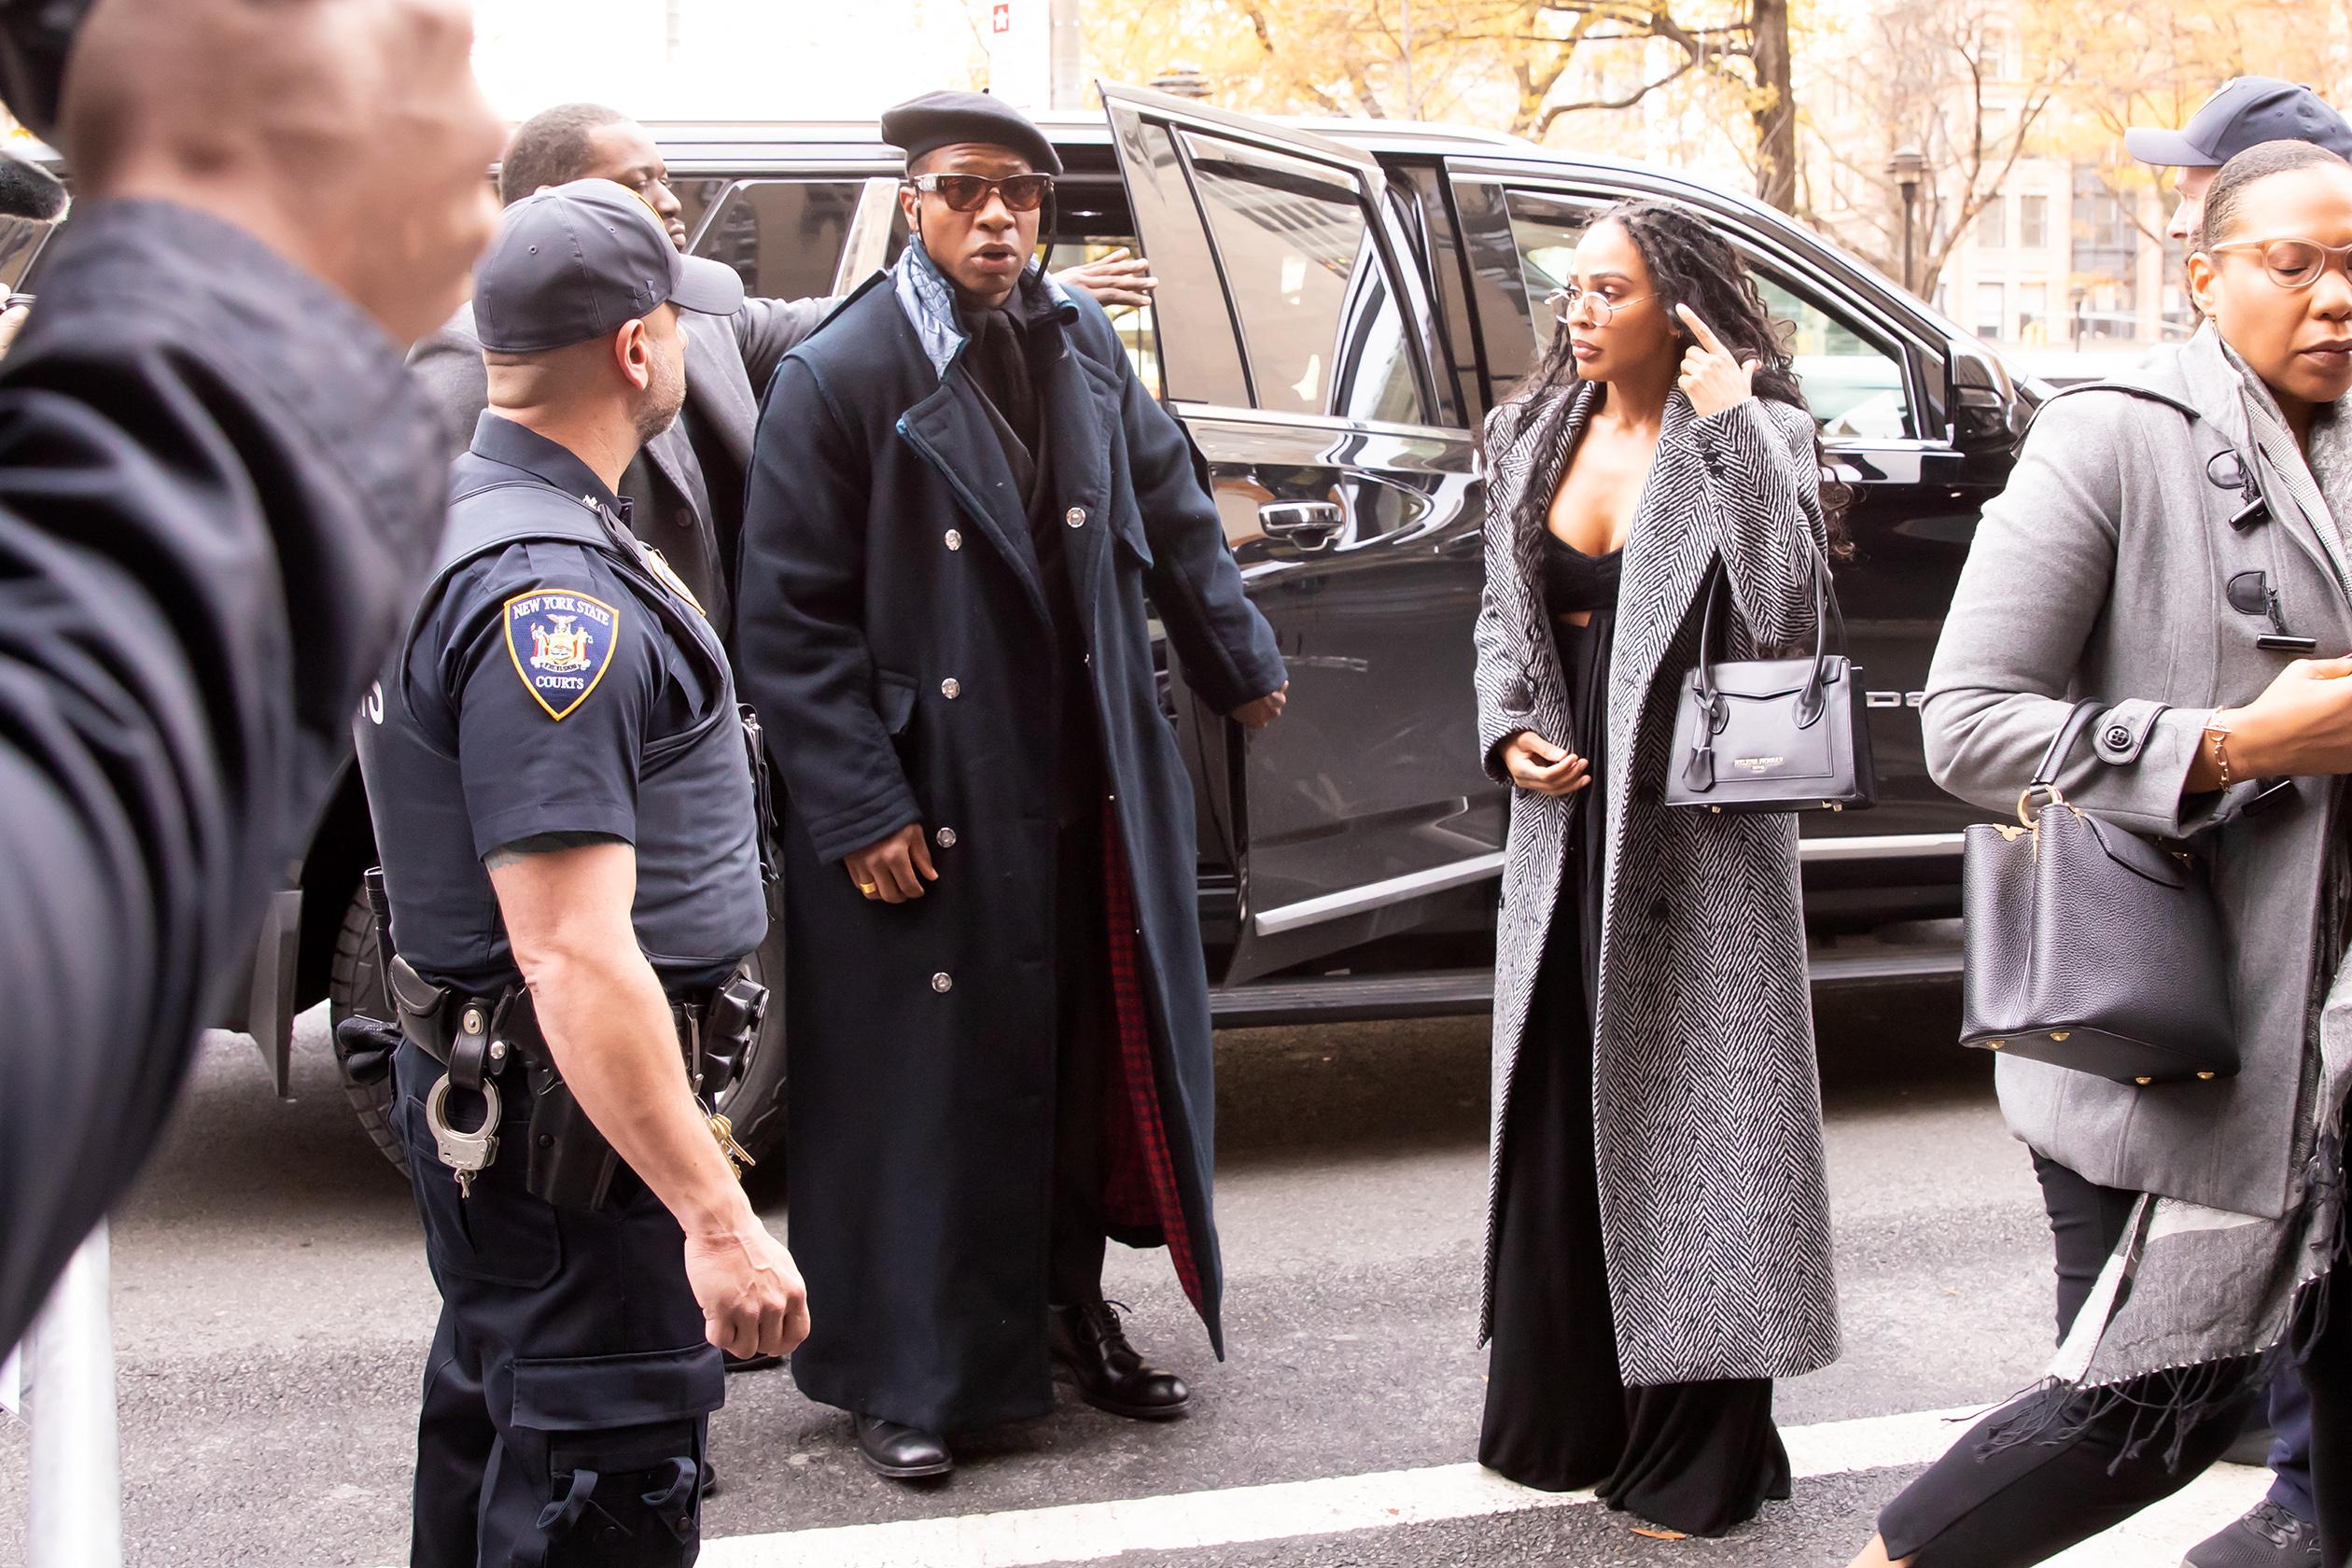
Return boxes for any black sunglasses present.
[905,172,1055,214]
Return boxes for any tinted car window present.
[1502,188,1593,368]
[1181,133,1429,426]
[1494,186,1911,441]
[1749,273,1913,441]
[692,179,862,301]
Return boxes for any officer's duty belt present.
[384,958,746,1094]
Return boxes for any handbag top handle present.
[1692,540,1846,723]
[2020,697,2107,825]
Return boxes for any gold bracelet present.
[2204,710,2235,791]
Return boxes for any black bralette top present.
[1542,532,1623,617]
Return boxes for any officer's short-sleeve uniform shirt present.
[358,415,767,996]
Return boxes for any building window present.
[2020,195,2048,250]
[1976,199,2007,248]
[1974,281,2006,342]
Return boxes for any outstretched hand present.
[1675,304,1760,419]
[1056,247,1159,310]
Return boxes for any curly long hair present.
[1515,198,1852,553]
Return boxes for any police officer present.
[356,181,808,1567]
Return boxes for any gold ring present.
[858,882,878,896]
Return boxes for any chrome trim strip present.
[1252,833,1962,936]
[1253,852,1507,937]
[1799,832,1966,861]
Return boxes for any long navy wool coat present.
[734,246,1284,1432]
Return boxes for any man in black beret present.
[734,90,1289,1480]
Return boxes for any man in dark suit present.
[412,103,1159,638]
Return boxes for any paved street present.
[1,982,2268,1565]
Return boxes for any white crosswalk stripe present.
[692,1404,2272,1568]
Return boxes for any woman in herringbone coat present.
[1472,199,1842,1537]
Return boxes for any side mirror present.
[1948,342,2025,455]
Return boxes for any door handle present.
[1259,500,1344,552]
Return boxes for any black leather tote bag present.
[1958,699,2235,1085]
[1665,550,1876,815]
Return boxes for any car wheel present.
[329,878,409,1175]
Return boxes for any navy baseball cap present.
[2127,77,2352,168]
[473,179,743,354]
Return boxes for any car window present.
[690,179,864,303]
[1179,133,1430,426]
[1501,188,1593,369]
[1748,273,1913,441]
[1493,187,1911,441]
[1042,236,1164,399]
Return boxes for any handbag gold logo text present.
[1734,755,1787,773]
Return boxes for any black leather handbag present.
[1664,551,1875,815]
[1958,699,2236,1085]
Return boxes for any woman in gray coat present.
[1851,140,2352,1568]
[1472,200,1841,1536]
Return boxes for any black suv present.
[21,87,2033,1175]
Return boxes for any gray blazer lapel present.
[686,308,760,473]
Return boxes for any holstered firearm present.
[360,861,770,1212]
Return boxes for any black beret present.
[880,90,1063,176]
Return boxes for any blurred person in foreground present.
[0,0,500,1353]
[411,102,1158,639]
[1849,139,2352,1568]
[733,91,1285,1481]
[356,181,806,1566]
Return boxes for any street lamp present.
[1887,144,1927,294]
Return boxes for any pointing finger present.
[1674,302,1728,356]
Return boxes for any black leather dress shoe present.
[1049,1299,1190,1421]
[854,1412,953,1480]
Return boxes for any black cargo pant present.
[395,1043,724,1567]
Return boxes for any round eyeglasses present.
[1548,286,1650,327]
[2206,237,2352,291]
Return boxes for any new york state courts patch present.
[503,588,620,721]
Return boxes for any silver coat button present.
[941,678,961,699]
[931,972,953,993]
[935,827,958,848]
[1066,506,1086,528]
[945,528,962,551]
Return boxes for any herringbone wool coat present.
[1473,379,1842,1386]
